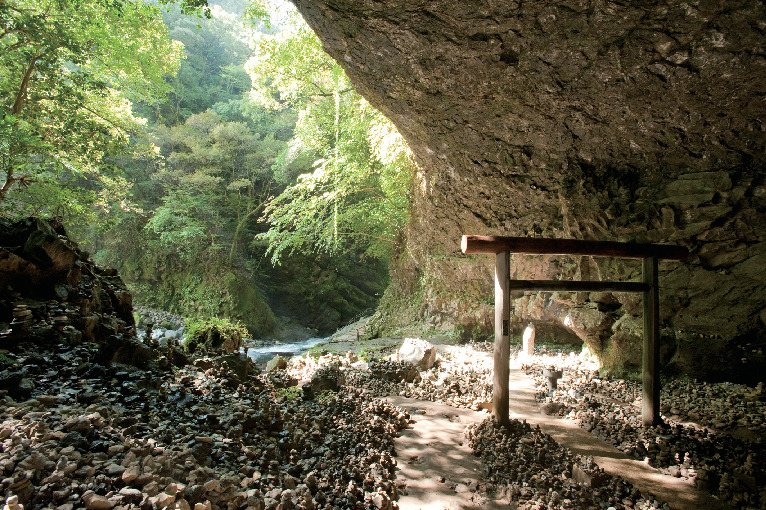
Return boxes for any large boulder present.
[95,335,154,369]
[183,321,245,355]
[266,355,288,372]
[302,362,344,399]
[369,360,421,383]
[397,337,437,370]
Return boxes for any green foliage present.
[147,6,253,125]
[14,0,401,340]
[316,389,338,405]
[0,354,18,367]
[182,315,248,354]
[246,15,413,264]
[0,0,183,215]
[92,103,284,334]
[275,385,302,402]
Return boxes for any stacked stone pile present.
[0,218,135,348]
[0,341,408,510]
[285,341,764,508]
[522,350,766,509]
[278,346,670,509]
[466,418,670,510]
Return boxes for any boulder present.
[95,335,154,369]
[219,353,259,381]
[266,355,288,372]
[397,338,437,370]
[302,362,343,399]
[183,323,244,355]
[369,360,420,383]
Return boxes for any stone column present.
[522,323,535,356]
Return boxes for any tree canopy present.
[247,14,413,264]
[0,0,183,215]
[0,0,415,335]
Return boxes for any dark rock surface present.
[292,0,766,382]
[0,217,136,349]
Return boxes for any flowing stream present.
[245,337,328,361]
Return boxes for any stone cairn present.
[0,217,136,348]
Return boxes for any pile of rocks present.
[275,345,674,509]
[522,349,766,509]
[334,342,495,411]
[0,217,135,348]
[466,418,670,510]
[0,341,408,510]
[133,308,185,346]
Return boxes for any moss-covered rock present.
[183,317,246,356]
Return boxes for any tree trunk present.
[13,55,38,115]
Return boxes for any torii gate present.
[461,235,689,427]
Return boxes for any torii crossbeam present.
[461,235,688,427]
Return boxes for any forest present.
[0,0,414,338]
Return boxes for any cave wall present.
[291,0,766,382]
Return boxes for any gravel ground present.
[521,347,766,510]
[0,342,407,510]
[288,345,679,510]
[2,339,761,510]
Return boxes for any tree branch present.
[0,168,18,205]
[13,54,40,115]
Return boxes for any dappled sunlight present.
[387,396,505,510]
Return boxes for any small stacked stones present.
[0,340,407,510]
[3,495,22,510]
[0,217,135,349]
[9,306,33,337]
[522,348,766,509]
[465,418,669,510]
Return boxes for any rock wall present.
[0,217,136,346]
[292,0,766,382]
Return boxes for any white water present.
[245,337,328,360]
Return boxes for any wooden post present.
[642,256,661,426]
[494,251,511,425]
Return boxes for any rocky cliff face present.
[292,0,766,382]
[0,217,136,347]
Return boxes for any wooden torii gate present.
[461,235,689,427]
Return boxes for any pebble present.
[3,495,22,510]
[1,326,760,510]
[520,348,766,509]
[0,340,406,510]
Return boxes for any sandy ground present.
[385,396,506,510]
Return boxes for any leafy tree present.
[247,14,413,264]
[147,5,253,125]
[97,110,284,334]
[0,0,183,217]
